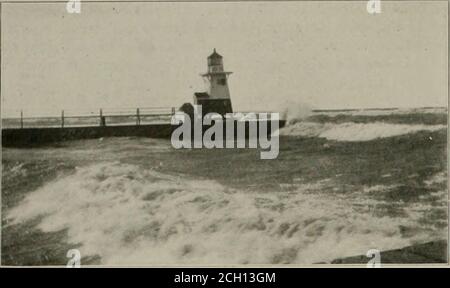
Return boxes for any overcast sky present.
[1,1,448,117]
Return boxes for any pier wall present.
[1,124,174,147]
[2,120,285,147]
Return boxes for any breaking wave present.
[6,162,440,265]
[279,122,446,141]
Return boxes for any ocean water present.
[1,108,448,265]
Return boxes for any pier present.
[1,107,177,147]
[1,107,285,147]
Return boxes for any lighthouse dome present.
[208,49,223,67]
[208,48,222,59]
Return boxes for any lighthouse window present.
[218,78,227,85]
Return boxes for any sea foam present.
[279,122,446,141]
[7,161,441,265]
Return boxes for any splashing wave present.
[279,122,445,141]
[7,161,440,265]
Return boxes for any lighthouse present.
[194,49,233,116]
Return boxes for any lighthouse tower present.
[194,49,233,116]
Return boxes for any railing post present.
[20,110,23,129]
[99,108,103,127]
[61,110,65,128]
[172,107,175,115]
[136,108,140,125]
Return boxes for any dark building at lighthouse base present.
[194,92,233,117]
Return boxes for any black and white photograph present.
[0,0,448,268]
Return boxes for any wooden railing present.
[1,107,177,129]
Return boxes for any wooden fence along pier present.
[3,107,176,129]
